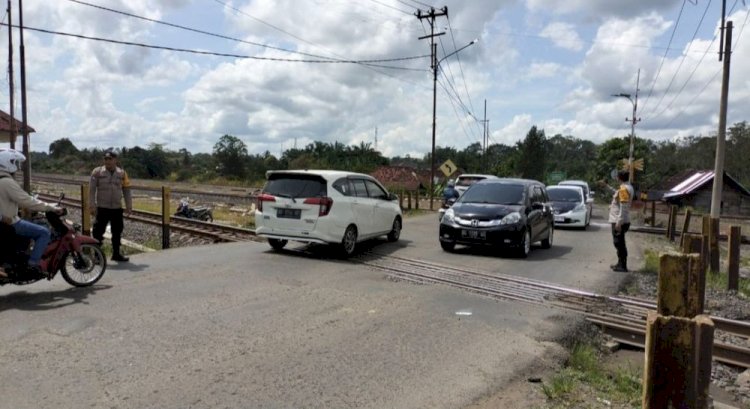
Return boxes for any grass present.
[542,343,642,408]
[131,198,255,229]
[641,248,660,275]
[706,270,750,297]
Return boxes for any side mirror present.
[586,198,594,204]
[532,202,544,210]
[388,192,398,201]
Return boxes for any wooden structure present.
[660,170,750,216]
[0,109,34,144]
[369,165,429,192]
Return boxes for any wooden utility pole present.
[18,0,30,192]
[7,0,15,149]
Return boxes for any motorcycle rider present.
[442,179,459,203]
[0,149,63,276]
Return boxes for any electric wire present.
[640,0,688,115]
[368,0,412,15]
[66,0,340,61]
[436,76,481,147]
[2,23,430,69]
[446,16,481,138]
[641,0,713,121]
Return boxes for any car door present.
[364,179,393,234]
[349,178,375,237]
[527,185,545,241]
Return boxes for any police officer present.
[90,150,132,262]
[600,169,634,272]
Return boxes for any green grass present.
[542,343,642,408]
[641,248,660,274]
[706,270,750,297]
[402,209,432,218]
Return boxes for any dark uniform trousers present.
[93,208,124,255]
[611,222,631,269]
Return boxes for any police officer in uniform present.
[90,150,133,262]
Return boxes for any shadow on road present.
[0,284,113,312]
[107,262,149,272]
[263,238,413,261]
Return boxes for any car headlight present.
[500,211,521,225]
[443,208,455,223]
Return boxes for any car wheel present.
[387,217,402,242]
[440,241,455,252]
[268,238,287,251]
[541,224,553,249]
[517,229,532,258]
[341,225,358,256]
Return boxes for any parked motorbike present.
[174,198,214,222]
[0,195,107,287]
[438,197,457,222]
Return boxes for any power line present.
[368,0,412,15]
[2,23,430,69]
[65,0,341,61]
[642,0,713,121]
[639,0,688,115]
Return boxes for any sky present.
[1,0,749,159]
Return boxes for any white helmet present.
[0,148,26,173]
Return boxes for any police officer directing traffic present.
[90,150,132,262]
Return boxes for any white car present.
[559,179,594,215]
[454,174,499,196]
[547,185,591,229]
[255,170,403,256]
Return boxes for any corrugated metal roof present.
[662,170,750,199]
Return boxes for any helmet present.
[0,148,26,174]
[447,180,455,187]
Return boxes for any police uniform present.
[90,158,132,261]
[608,179,634,271]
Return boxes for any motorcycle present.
[174,198,214,222]
[438,197,457,222]
[0,195,107,287]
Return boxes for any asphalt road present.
[0,209,638,409]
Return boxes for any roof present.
[480,177,544,186]
[457,174,498,179]
[662,170,750,199]
[0,110,35,143]
[369,165,429,190]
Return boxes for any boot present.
[111,246,129,262]
[611,259,628,272]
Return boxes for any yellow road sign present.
[439,159,458,177]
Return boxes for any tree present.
[213,134,248,179]
[49,138,79,159]
[515,126,547,181]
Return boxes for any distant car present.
[439,178,554,257]
[255,170,402,256]
[559,179,594,215]
[547,185,591,229]
[454,174,499,196]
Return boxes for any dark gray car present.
[438,178,554,257]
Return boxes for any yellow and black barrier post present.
[81,182,91,235]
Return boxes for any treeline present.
[29,122,750,192]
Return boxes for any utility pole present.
[711,20,732,218]
[374,127,378,150]
[18,0,30,192]
[7,0,15,149]
[483,99,488,173]
[416,6,447,211]
[612,69,641,184]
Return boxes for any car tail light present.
[303,197,333,216]
[257,194,276,212]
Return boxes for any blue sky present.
[1,0,749,158]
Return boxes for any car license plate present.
[461,229,486,240]
[277,208,301,219]
[554,215,565,223]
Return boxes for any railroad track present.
[30,174,259,204]
[37,193,260,243]
[34,189,750,368]
[355,252,750,369]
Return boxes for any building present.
[660,170,750,216]
[369,165,430,191]
[0,109,34,144]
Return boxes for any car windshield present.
[460,183,524,205]
[456,176,485,187]
[548,188,582,203]
[264,174,327,198]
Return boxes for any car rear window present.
[264,174,327,198]
[456,176,486,187]
[460,183,524,205]
[548,188,582,202]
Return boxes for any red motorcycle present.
[1,197,107,287]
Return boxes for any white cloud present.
[540,22,583,51]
